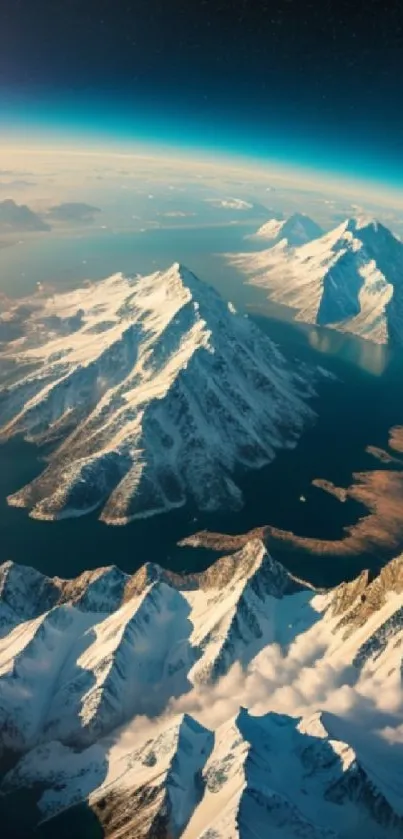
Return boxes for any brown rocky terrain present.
[179,425,403,569]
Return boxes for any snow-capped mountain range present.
[0,263,315,524]
[251,211,324,247]
[233,216,403,345]
[0,541,403,838]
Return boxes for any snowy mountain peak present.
[168,260,201,284]
[254,212,323,247]
[0,540,304,633]
[198,538,305,598]
[333,553,403,635]
[345,215,379,233]
[330,215,400,248]
[151,261,210,302]
[1,550,403,836]
[0,559,61,623]
[0,264,315,523]
[233,215,403,345]
[135,262,226,320]
[177,711,209,734]
[63,564,128,613]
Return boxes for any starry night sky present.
[1,0,403,181]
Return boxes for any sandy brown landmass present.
[389,425,403,453]
[179,424,403,564]
[312,479,348,502]
[180,469,403,559]
[365,445,403,465]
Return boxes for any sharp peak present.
[346,215,380,230]
[0,558,45,579]
[156,712,212,741]
[123,561,190,600]
[170,260,190,273]
[178,712,211,736]
[322,215,386,244]
[198,537,268,581]
[197,537,311,596]
[3,560,123,584]
[165,260,192,276]
[339,215,393,237]
[235,705,253,724]
[264,212,323,242]
[236,535,268,554]
[331,553,403,626]
[0,543,316,613]
[231,537,300,576]
[234,706,296,735]
[161,261,201,284]
[155,261,219,298]
[259,212,315,229]
[285,211,312,222]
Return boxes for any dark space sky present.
[1,0,403,181]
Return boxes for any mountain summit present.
[233,216,403,345]
[253,212,323,247]
[0,263,315,523]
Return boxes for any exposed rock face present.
[0,262,315,523]
[1,544,403,837]
[335,555,403,632]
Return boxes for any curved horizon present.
[1,89,402,199]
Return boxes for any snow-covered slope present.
[0,541,307,753]
[252,212,324,247]
[232,217,403,345]
[0,263,315,523]
[183,709,401,839]
[1,542,403,837]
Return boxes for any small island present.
[366,445,403,466]
[311,478,348,502]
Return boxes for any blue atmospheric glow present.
[1,88,402,191]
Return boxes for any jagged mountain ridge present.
[232,217,403,345]
[0,262,315,523]
[0,541,403,837]
[0,541,308,753]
